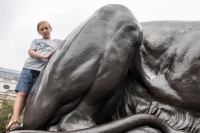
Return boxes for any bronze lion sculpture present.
[13,4,200,133]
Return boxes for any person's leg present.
[10,69,39,122]
[6,92,27,131]
[11,69,39,120]
[11,92,27,121]
[6,69,33,131]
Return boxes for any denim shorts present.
[15,68,40,94]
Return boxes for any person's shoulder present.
[33,39,42,41]
[53,38,63,44]
[31,39,42,44]
[30,39,37,44]
[32,39,43,42]
[53,38,63,42]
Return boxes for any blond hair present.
[37,20,52,32]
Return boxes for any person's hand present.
[44,50,55,59]
[29,49,55,59]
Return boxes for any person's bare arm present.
[28,49,55,59]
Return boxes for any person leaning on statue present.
[6,20,63,131]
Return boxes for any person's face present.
[38,23,52,39]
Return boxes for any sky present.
[0,0,200,71]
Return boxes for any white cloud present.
[0,0,200,71]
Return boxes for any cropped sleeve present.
[29,39,37,50]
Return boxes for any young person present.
[6,20,63,131]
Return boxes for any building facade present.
[0,67,20,107]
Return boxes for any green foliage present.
[0,97,14,132]
[0,97,25,132]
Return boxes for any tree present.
[0,97,13,132]
[0,97,24,132]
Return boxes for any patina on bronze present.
[12,4,200,133]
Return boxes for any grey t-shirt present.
[23,39,63,71]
